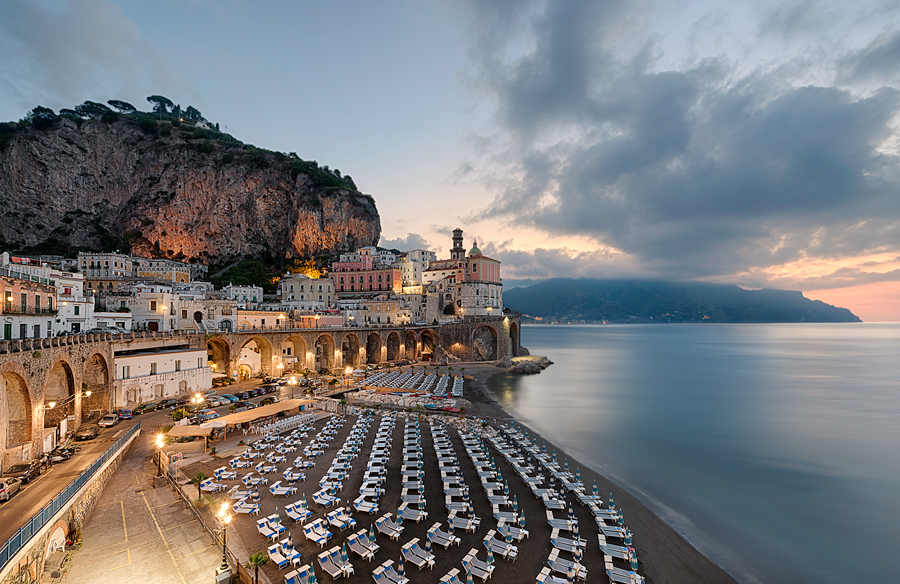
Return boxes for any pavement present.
[53,430,225,584]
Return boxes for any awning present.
[166,425,213,437]
[209,399,315,427]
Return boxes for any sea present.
[487,323,900,584]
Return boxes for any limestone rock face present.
[0,118,381,261]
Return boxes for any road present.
[0,376,303,547]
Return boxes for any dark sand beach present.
[181,362,738,584]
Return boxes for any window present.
[286,347,292,355]
[74,305,80,316]
[122,366,130,379]
[150,363,157,375]
[64,287,71,295]
[150,300,157,310]
[21,293,27,311]
[261,319,265,326]
[175,360,181,371]
[35,296,41,311]
[181,310,188,319]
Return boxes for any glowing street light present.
[217,502,233,574]
[155,434,165,477]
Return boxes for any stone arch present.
[473,326,498,361]
[386,331,401,362]
[509,321,520,357]
[193,311,203,323]
[178,380,188,394]
[82,353,110,417]
[404,331,418,361]
[421,329,439,361]
[1,367,33,456]
[315,334,336,372]
[238,336,274,376]
[365,333,382,365]
[284,335,309,373]
[207,337,231,375]
[43,359,75,429]
[342,333,360,368]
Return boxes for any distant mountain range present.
[504,279,861,323]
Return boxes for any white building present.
[115,347,211,407]
[400,249,436,286]
[224,284,263,309]
[279,275,334,311]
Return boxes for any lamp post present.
[217,502,232,574]
[155,434,165,477]
[191,393,204,425]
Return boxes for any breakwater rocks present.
[498,355,553,374]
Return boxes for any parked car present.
[260,396,279,406]
[98,414,120,428]
[219,394,239,403]
[84,326,128,334]
[258,384,278,394]
[3,460,44,484]
[158,398,179,409]
[197,409,219,422]
[133,402,158,415]
[232,401,255,410]
[205,396,224,407]
[74,424,100,441]
[235,391,251,400]
[117,409,133,420]
[0,477,22,500]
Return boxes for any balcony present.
[1,305,57,316]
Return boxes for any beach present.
[179,361,739,584]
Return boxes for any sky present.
[2,0,900,321]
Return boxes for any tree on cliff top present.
[108,99,136,113]
[27,106,59,131]
[147,95,174,114]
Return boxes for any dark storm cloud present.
[839,30,900,83]
[461,0,900,282]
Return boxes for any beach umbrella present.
[567,565,576,584]
[512,495,518,512]
[486,547,495,565]
[503,480,509,496]
[542,442,547,453]
[519,512,526,528]
[568,502,575,520]
[307,566,316,584]
[424,536,432,554]
[553,450,557,463]
[549,475,556,490]
[369,524,377,543]
[574,544,583,564]
[609,493,615,509]
[630,551,639,572]
[624,529,632,546]
[397,557,405,578]
[573,520,580,541]
[564,458,569,472]
[466,566,474,584]
[341,543,349,564]
[618,510,625,526]
[448,520,455,536]
[505,523,513,544]
[592,480,599,498]
[418,482,425,495]
[576,468,581,482]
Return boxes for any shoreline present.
[462,359,740,584]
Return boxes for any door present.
[3,323,10,340]
[148,321,159,332]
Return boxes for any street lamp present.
[217,502,232,574]
[155,434,165,477]
[344,366,352,390]
[191,393,204,425]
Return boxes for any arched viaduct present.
[0,315,520,463]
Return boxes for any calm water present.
[488,324,900,584]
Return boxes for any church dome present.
[469,240,482,256]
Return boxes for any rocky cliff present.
[0,117,380,262]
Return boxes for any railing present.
[0,305,57,316]
[0,423,140,571]
[0,267,56,287]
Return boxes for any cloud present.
[0,0,177,113]
[378,232,435,252]
[839,30,900,83]
[457,0,900,289]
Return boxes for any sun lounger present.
[535,566,560,583]
[381,560,410,584]
[326,507,357,531]
[318,548,344,579]
[397,503,427,523]
[284,468,306,483]
[284,568,301,584]
[228,485,252,499]
[427,523,461,548]
[497,519,529,540]
[233,501,260,515]
[461,548,495,581]
[546,510,577,532]
[598,534,631,560]
[548,548,587,582]
[268,543,290,568]
[326,546,354,577]
[285,501,313,523]
[353,496,379,514]
[483,530,518,561]
[257,518,279,542]
[375,513,404,540]
[347,533,375,561]
[214,467,237,481]
[302,519,333,547]
[440,568,464,584]
[279,539,302,567]
[595,517,627,539]
[448,511,479,532]
[313,489,340,507]
[542,493,566,510]
[492,505,518,523]
[605,560,645,584]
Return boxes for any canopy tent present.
[166,425,213,437]
[200,398,315,428]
